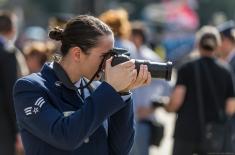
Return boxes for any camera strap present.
[77,50,119,89]
[77,56,107,89]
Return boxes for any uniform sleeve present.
[108,97,135,155]
[13,78,127,151]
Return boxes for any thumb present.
[105,57,113,71]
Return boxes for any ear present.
[71,47,82,62]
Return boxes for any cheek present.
[86,58,101,72]
[94,60,103,71]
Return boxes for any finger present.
[131,65,144,88]
[127,64,136,72]
[120,59,135,68]
[144,72,151,85]
[120,70,136,92]
[137,65,144,81]
[139,65,148,84]
[128,69,137,88]
[105,57,113,71]
[136,65,147,85]
[131,69,137,81]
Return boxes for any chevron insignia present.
[24,97,45,116]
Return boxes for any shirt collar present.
[52,61,78,91]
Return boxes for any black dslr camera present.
[107,48,173,81]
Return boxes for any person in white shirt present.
[130,21,172,155]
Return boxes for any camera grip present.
[111,55,130,66]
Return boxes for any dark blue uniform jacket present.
[13,62,135,155]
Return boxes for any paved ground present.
[150,108,176,155]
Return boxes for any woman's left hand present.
[121,64,151,92]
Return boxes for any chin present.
[83,72,102,81]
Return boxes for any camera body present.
[109,48,173,81]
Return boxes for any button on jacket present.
[13,62,135,155]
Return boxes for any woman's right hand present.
[105,57,137,92]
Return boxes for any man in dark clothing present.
[217,20,235,75]
[0,11,27,155]
[164,26,235,155]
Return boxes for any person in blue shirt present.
[13,15,151,155]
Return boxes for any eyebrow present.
[100,52,109,58]
[101,49,113,56]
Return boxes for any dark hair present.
[0,11,13,34]
[199,33,217,51]
[217,20,235,43]
[131,21,147,43]
[49,15,113,56]
[196,26,221,52]
[221,31,235,43]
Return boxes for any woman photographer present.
[13,15,151,155]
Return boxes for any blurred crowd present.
[1,1,235,155]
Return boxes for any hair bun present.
[49,27,64,41]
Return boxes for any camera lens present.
[111,55,173,81]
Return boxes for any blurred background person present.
[0,10,28,155]
[48,13,73,29]
[15,26,47,51]
[164,26,235,155]
[130,21,162,61]
[217,19,235,154]
[129,21,172,155]
[23,41,55,73]
[99,8,137,57]
[217,20,235,74]
[47,13,73,54]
